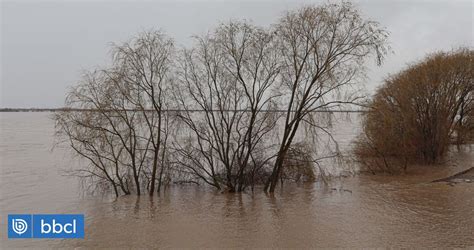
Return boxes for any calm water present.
[0,112,473,248]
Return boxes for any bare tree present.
[55,70,146,196]
[55,31,175,196]
[174,21,280,192]
[264,2,389,192]
[110,30,174,195]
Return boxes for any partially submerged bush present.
[281,143,316,182]
[355,48,473,169]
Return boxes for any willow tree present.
[55,70,147,196]
[55,30,175,196]
[111,30,175,195]
[265,2,389,192]
[174,21,280,192]
[356,48,473,167]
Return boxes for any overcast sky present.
[1,0,472,108]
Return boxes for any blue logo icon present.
[8,214,32,238]
[8,214,84,239]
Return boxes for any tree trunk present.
[149,148,159,196]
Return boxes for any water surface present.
[1,112,473,248]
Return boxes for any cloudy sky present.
[1,0,472,108]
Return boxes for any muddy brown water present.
[1,112,473,248]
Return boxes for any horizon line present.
[0,107,369,113]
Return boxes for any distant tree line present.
[54,2,389,196]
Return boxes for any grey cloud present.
[1,0,472,107]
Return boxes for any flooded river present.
[1,112,473,248]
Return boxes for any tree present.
[55,30,175,196]
[174,21,280,192]
[264,2,389,192]
[110,30,174,195]
[356,48,474,167]
[55,70,145,196]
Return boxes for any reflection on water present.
[1,112,473,248]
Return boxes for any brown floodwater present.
[1,112,473,248]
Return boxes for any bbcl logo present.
[8,215,31,238]
[8,214,84,239]
[40,219,78,234]
[12,218,29,235]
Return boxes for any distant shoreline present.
[0,108,63,112]
[0,108,368,113]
